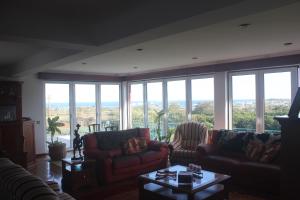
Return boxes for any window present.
[147,82,163,139]
[229,67,297,132]
[75,84,96,135]
[129,83,144,128]
[45,83,71,147]
[101,84,120,130]
[167,80,186,129]
[191,78,214,129]
[231,74,256,131]
[264,72,292,132]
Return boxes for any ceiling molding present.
[38,54,300,82]
[38,72,122,82]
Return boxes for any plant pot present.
[48,143,67,161]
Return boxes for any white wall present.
[214,71,228,130]
[21,75,46,154]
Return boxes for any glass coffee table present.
[138,165,231,200]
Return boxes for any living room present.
[0,1,300,200]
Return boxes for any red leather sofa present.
[83,128,168,184]
[197,130,280,197]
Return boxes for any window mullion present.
[96,83,101,127]
[256,72,264,133]
[69,83,76,148]
[228,74,233,130]
[163,80,168,136]
[186,78,192,121]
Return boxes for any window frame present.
[127,74,215,135]
[44,81,122,148]
[44,81,73,148]
[190,75,215,127]
[228,66,298,132]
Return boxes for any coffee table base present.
[140,183,226,200]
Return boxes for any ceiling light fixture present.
[284,42,293,46]
[192,57,198,60]
[239,23,251,28]
[136,48,143,51]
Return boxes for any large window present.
[231,74,256,131]
[75,84,96,135]
[167,80,186,129]
[230,68,297,132]
[191,78,214,129]
[101,84,120,130]
[129,83,144,128]
[264,72,292,132]
[45,83,71,147]
[147,82,163,139]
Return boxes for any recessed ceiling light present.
[133,66,138,69]
[238,23,251,28]
[192,57,198,60]
[284,42,293,46]
[81,62,87,65]
[136,48,143,51]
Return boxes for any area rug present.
[103,189,267,200]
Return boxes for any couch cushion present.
[123,137,141,154]
[137,128,151,143]
[172,149,198,160]
[83,134,98,149]
[138,150,161,164]
[122,137,148,155]
[95,129,139,150]
[245,138,265,161]
[113,155,141,169]
[201,155,240,175]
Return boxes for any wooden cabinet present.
[0,81,35,168]
[275,116,300,199]
[23,119,36,163]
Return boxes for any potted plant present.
[47,116,66,161]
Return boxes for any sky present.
[45,71,292,103]
[45,83,120,103]
[232,72,291,100]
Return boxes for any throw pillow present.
[216,130,237,146]
[221,132,247,153]
[260,142,281,163]
[137,137,148,151]
[124,137,140,154]
[245,138,265,161]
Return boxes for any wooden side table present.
[61,158,97,192]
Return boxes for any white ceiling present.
[54,2,300,76]
[0,0,299,78]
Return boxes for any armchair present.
[169,122,208,165]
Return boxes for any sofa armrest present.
[148,141,168,151]
[196,144,219,157]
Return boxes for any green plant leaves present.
[46,116,65,144]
